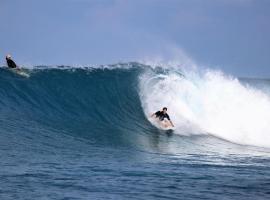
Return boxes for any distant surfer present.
[5,54,30,78]
[151,107,174,128]
[6,54,21,71]
[6,54,19,69]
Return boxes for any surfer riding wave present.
[6,54,19,69]
[151,107,174,128]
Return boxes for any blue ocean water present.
[0,63,270,200]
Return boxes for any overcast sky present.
[1,0,270,77]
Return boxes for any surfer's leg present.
[163,119,171,128]
[161,120,168,128]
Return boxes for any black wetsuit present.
[155,111,170,121]
[6,58,17,68]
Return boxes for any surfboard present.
[150,117,175,131]
[160,124,175,131]
[10,68,30,78]
[159,118,175,130]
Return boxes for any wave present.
[1,63,270,148]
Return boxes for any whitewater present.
[140,67,270,148]
[0,62,270,200]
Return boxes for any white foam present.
[139,68,270,148]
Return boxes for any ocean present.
[0,63,270,199]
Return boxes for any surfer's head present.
[162,107,167,113]
[6,54,11,59]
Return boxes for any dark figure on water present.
[151,107,174,128]
[6,54,18,69]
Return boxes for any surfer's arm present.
[151,113,156,118]
[166,114,174,127]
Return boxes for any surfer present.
[151,107,174,128]
[6,54,19,69]
[5,54,30,78]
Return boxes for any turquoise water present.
[0,63,270,199]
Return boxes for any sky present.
[1,0,270,77]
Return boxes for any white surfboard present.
[10,68,30,78]
[161,125,175,131]
[150,117,175,131]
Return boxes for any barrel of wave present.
[139,70,202,135]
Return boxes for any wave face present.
[1,63,270,199]
[0,65,153,147]
[1,63,270,148]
